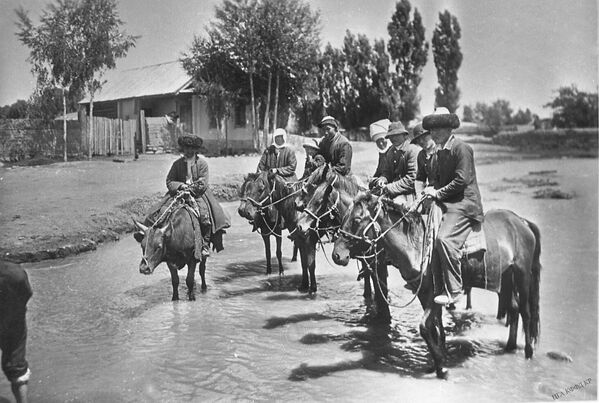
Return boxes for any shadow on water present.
[221,259,295,281]
[263,313,331,329]
[288,307,511,381]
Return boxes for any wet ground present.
[0,157,597,402]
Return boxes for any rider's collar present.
[442,134,456,150]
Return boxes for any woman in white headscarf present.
[256,128,298,181]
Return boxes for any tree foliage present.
[0,100,29,119]
[387,0,429,123]
[545,85,598,128]
[184,0,320,149]
[432,10,462,113]
[16,0,136,160]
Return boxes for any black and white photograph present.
[0,0,597,401]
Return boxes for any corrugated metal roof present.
[80,61,193,103]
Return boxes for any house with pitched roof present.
[79,60,253,155]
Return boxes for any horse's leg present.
[372,258,390,324]
[362,263,372,300]
[262,233,272,275]
[506,278,520,352]
[291,243,298,262]
[186,259,197,301]
[275,227,284,275]
[297,242,310,293]
[308,240,317,294]
[515,268,534,358]
[167,262,180,301]
[465,287,472,310]
[420,303,448,378]
[199,257,207,291]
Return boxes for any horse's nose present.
[139,261,151,275]
[298,222,309,234]
[237,206,245,218]
[295,200,304,211]
[332,251,348,266]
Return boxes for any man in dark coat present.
[411,122,438,195]
[1,260,32,403]
[257,128,298,182]
[316,116,353,175]
[165,135,231,258]
[372,121,419,207]
[421,107,484,305]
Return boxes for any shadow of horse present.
[286,311,508,381]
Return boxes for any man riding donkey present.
[145,135,230,259]
[420,107,484,305]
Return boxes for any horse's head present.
[332,192,382,266]
[295,165,341,235]
[133,220,171,274]
[238,172,271,223]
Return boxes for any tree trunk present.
[63,88,67,162]
[273,70,280,132]
[89,92,94,159]
[249,71,259,150]
[263,70,272,148]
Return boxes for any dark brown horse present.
[294,164,390,320]
[333,192,542,378]
[133,194,207,301]
[238,172,285,275]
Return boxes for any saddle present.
[462,222,487,256]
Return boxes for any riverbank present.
[0,140,587,263]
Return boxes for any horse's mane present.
[306,164,360,196]
[240,172,266,197]
[353,191,423,247]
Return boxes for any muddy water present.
[0,157,596,402]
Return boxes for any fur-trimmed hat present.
[177,135,203,150]
[317,116,338,129]
[422,107,460,130]
[369,119,390,142]
[411,123,429,142]
[385,121,409,138]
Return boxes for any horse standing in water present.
[133,192,208,301]
[333,192,542,378]
[295,164,390,320]
[238,172,286,275]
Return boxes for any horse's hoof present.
[505,343,517,352]
[525,345,533,359]
[297,285,309,293]
[172,296,179,301]
[309,287,317,294]
[424,366,436,374]
[436,367,449,379]
[189,294,196,301]
[201,284,207,291]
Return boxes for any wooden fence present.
[82,116,137,156]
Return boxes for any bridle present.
[301,175,342,235]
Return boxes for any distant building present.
[79,61,253,155]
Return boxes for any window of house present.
[234,103,246,128]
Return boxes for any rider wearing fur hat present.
[166,135,231,258]
[421,107,484,305]
[257,128,298,182]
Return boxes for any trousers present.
[431,212,474,294]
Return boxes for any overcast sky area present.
[1,0,597,118]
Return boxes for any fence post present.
[140,110,146,154]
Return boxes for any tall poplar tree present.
[432,10,462,113]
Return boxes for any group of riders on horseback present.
[254,107,484,307]
[134,106,541,379]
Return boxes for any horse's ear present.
[133,219,148,233]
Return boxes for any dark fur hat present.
[177,135,203,150]
[422,107,460,130]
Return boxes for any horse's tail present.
[526,219,542,344]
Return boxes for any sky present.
[0,0,597,118]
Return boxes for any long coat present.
[318,133,352,175]
[166,156,231,233]
[380,142,419,197]
[434,136,484,222]
[257,146,298,181]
